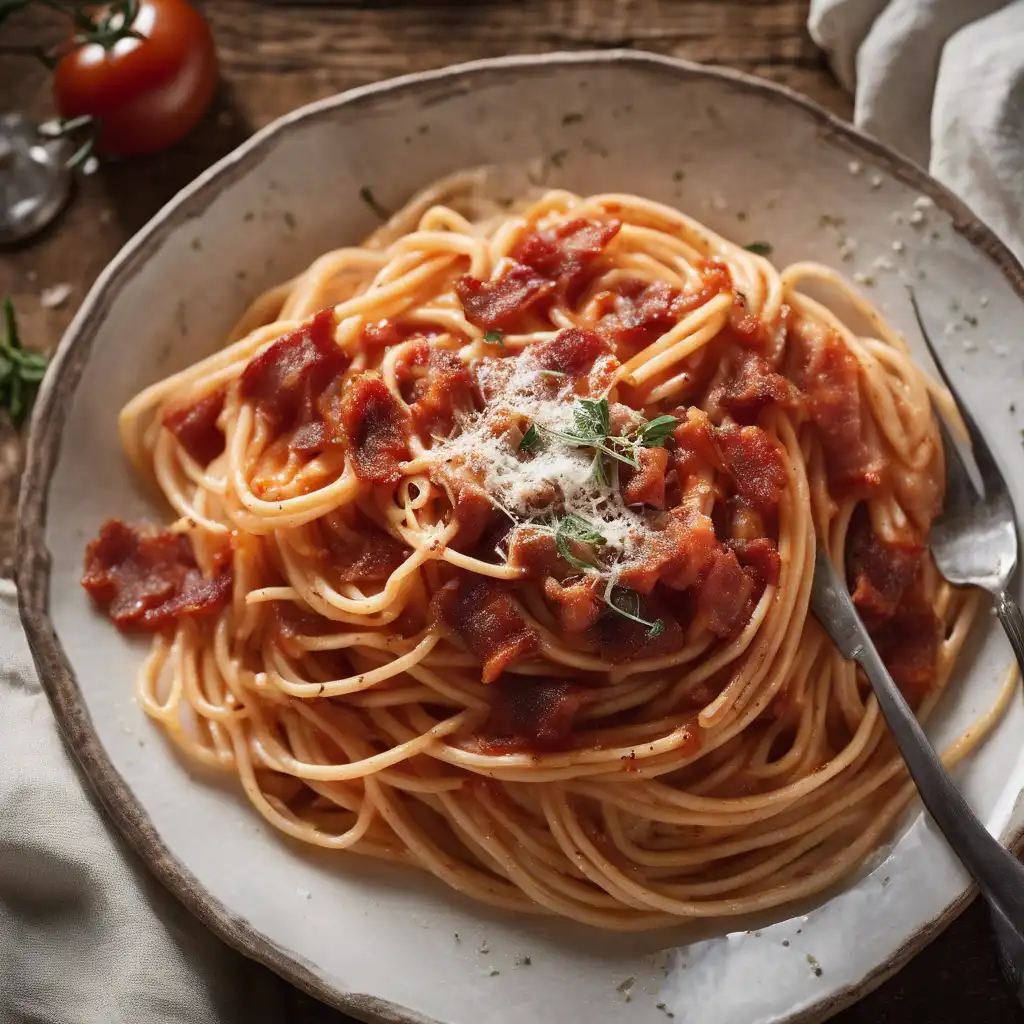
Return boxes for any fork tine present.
[934,403,983,507]
[907,287,1004,496]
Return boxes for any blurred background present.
[0,3,1018,1022]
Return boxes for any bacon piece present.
[325,372,409,484]
[240,309,347,425]
[533,327,611,376]
[430,458,496,550]
[604,281,679,349]
[361,318,412,350]
[512,217,621,301]
[82,519,231,633]
[846,507,924,627]
[432,577,539,684]
[480,677,591,752]
[671,408,719,481]
[685,261,734,313]
[699,547,755,637]
[617,500,759,638]
[711,351,802,424]
[289,420,330,453]
[507,526,561,579]
[162,388,226,465]
[713,424,787,514]
[671,410,786,513]
[543,576,603,632]
[271,602,327,658]
[729,537,781,591]
[409,348,474,436]
[728,293,765,345]
[845,508,937,702]
[455,264,553,331]
[795,321,884,494]
[320,519,409,582]
[871,608,939,704]
[603,264,732,351]
[623,446,669,508]
[591,594,686,664]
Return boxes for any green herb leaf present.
[603,580,664,640]
[2,298,19,350]
[0,298,49,427]
[359,186,390,221]
[574,398,610,440]
[637,414,680,448]
[743,241,773,256]
[554,514,605,571]
[519,424,540,452]
[590,451,608,487]
[483,330,505,347]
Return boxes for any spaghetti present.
[81,175,1007,930]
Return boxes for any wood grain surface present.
[0,2,1019,1022]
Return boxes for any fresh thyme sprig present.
[512,397,678,644]
[542,511,666,640]
[553,513,604,571]
[603,578,665,639]
[0,298,50,426]
[537,398,639,476]
[526,397,680,484]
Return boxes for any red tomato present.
[52,0,218,158]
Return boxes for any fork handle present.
[855,638,1024,941]
[994,588,1024,676]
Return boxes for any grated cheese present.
[429,351,657,569]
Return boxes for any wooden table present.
[0,2,1018,1021]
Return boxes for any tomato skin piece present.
[52,0,218,158]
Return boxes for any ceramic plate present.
[17,52,1024,1024]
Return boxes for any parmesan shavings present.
[429,350,656,571]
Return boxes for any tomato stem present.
[1,0,145,65]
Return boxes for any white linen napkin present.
[0,580,300,1023]
[5,9,1024,1018]
[809,0,1024,261]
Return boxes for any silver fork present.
[809,290,1024,1008]
[908,290,1024,670]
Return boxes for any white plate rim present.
[14,48,1024,1024]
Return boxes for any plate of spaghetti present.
[19,52,1024,1024]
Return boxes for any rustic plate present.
[16,51,1024,1024]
